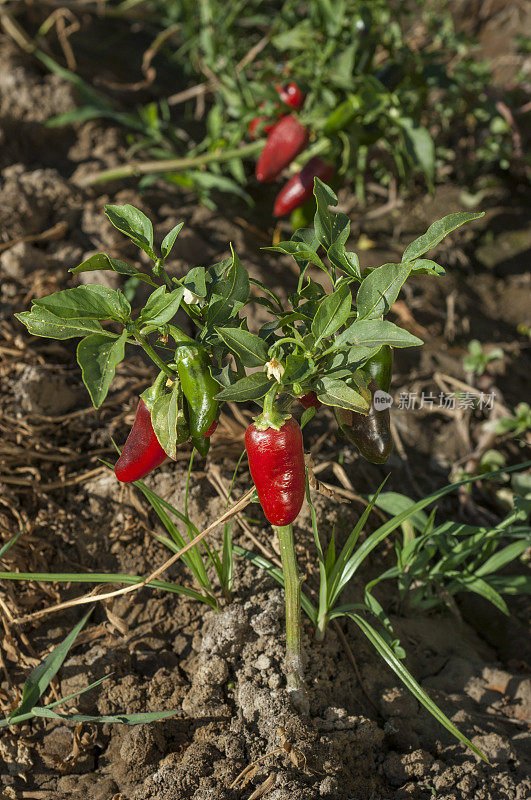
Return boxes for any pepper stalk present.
[274,523,309,715]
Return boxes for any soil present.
[1,10,530,800]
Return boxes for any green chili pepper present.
[323,95,362,136]
[174,336,220,444]
[364,345,393,393]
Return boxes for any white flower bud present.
[265,358,285,383]
[183,288,203,306]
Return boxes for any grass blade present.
[346,612,488,762]
[9,609,93,720]
[0,571,217,608]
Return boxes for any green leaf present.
[300,406,316,429]
[328,242,361,280]
[161,222,184,260]
[374,492,430,532]
[0,530,23,558]
[215,373,272,402]
[70,253,158,287]
[475,540,530,577]
[77,330,127,408]
[347,614,488,762]
[207,248,249,325]
[488,575,531,595]
[182,266,207,298]
[0,570,215,605]
[335,319,423,349]
[356,262,412,319]
[216,327,269,367]
[264,241,325,269]
[140,286,184,326]
[283,354,313,384]
[15,308,109,340]
[410,259,445,276]
[311,284,352,345]
[327,344,381,373]
[316,376,371,412]
[149,380,185,460]
[399,118,435,184]
[104,204,155,260]
[402,212,485,263]
[328,479,388,606]
[33,285,130,322]
[313,179,351,252]
[449,575,509,615]
[9,609,93,721]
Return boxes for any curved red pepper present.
[274,157,335,217]
[255,116,309,183]
[299,391,321,410]
[275,82,305,110]
[115,398,167,483]
[245,417,305,526]
[202,419,218,438]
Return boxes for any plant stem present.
[263,386,278,417]
[132,328,175,379]
[78,140,265,186]
[274,524,309,714]
[314,613,327,642]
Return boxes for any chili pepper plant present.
[14,180,489,754]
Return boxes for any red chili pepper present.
[273,157,335,217]
[255,116,309,183]
[275,82,306,110]
[202,419,218,438]
[245,417,305,526]
[115,398,167,482]
[299,391,321,410]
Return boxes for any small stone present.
[319,776,339,796]
[268,673,282,690]
[255,654,271,671]
[472,733,513,765]
[0,242,48,278]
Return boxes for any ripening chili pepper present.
[275,81,305,110]
[245,416,305,526]
[299,391,321,410]
[335,379,393,464]
[255,115,309,183]
[115,398,168,482]
[364,345,393,393]
[274,157,334,217]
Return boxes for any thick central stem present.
[275,524,309,715]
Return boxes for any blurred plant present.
[463,339,504,376]
[9,0,522,212]
[489,402,531,437]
